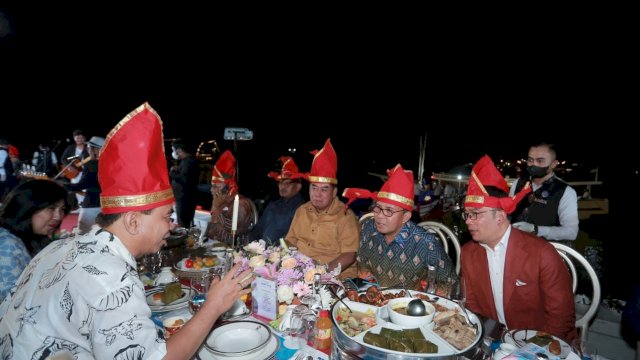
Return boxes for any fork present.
[292,352,306,360]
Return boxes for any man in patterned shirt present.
[343,164,455,289]
[0,103,253,360]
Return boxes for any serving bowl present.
[387,297,435,327]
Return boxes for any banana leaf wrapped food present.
[162,282,183,304]
[363,332,390,348]
[364,327,438,353]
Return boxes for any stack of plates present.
[146,285,192,312]
[198,321,279,360]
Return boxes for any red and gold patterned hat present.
[464,155,531,214]
[304,138,337,184]
[99,103,174,214]
[342,164,414,211]
[267,156,303,181]
[211,150,238,193]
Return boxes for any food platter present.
[502,329,571,358]
[331,288,483,359]
[173,257,225,280]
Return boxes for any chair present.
[417,221,461,275]
[358,212,374,227]
[552,242,601,344]
[249,199,259,227]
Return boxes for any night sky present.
[0,5,633,201]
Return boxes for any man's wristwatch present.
[533,224,539,235]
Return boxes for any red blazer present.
[461,227,578,341]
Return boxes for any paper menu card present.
[252,277,277,320]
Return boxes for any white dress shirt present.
[479,226,512,325]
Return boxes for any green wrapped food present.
[363,332,390,348]
[380,327,403,340]
[412,338,438,353]
[162,282,183,304]
[388,338,414,353]
[403,328,426,341]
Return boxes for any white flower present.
[268,251,281,264]
[277,285,295,304]
[249,254,266,268]
[244,239,266,254]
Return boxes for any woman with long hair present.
[0,179,68,300]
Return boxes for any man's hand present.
[512,222,535,233]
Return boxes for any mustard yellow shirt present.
[285,197,359,278]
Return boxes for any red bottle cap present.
[319,309,329,318]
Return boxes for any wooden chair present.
[552,242,601,344]
[417,221,461,275]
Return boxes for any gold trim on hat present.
[465,195,485,204]
[308,176,337,184]
[470,171,489,195]
[378,191,413,206]
[101,188,174,209]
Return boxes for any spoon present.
[406,298,427,317]
[327,286,353,313]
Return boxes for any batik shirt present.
[357,217,455,289]
[0,228,166,360]
[0,228,32,302]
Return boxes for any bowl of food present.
[387,297,435,328]
[163,315,187,338]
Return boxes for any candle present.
[231,194,239,232]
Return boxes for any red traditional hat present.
[99,103,174,214]
[464,155,531,214]
[304,138,337,184]
[267,156,303,181]
[342,164,414,211]
[211,150,238,193]
[8,145,19,158]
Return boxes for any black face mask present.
[527,165,549,178]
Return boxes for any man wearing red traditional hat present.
[460,155,577,341]
[0,103,253,360]
[206,150,255,245]
[343,164,455,289]
[285,139,359,279]
[249,156,305,245]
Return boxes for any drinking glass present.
[451,275,472,325]
[189,274,211,315]
[279,305,307,349]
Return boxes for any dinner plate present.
[174,257,225,273]
[146,285,191,312]
[204,321,272,356]
[502,329,571,358]
[198,333,279,360]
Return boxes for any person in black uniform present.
[510,142,579,245]
[169,140,200,228]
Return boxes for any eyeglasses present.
[461,209,497,221]
[372,204,405,217]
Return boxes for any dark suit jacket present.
[461,227,578,341]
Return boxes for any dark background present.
[1,4,637,300]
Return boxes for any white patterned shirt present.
[0,227,167,360]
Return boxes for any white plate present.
[198,333,279,360]
[174,257,224,273]
[503,329,571,358]
[146,288,189,306]
[205,321,271,356]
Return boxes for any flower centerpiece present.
[235,239,341,307]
